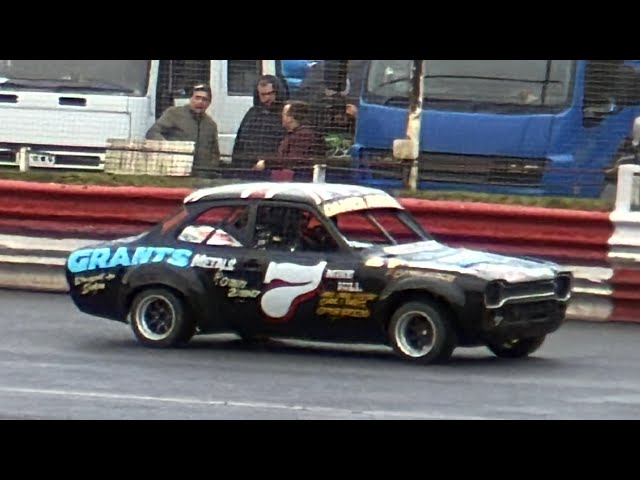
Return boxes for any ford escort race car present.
[65,182,572,364]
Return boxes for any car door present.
[173,200,255,332]
[229,202,367,340]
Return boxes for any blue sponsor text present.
[68,247,193,273]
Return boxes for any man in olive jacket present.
[146,82,221,174]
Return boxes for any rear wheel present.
[487,335,546,359]
[388,300,456,364]
[130,288,195,348]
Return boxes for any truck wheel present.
[130,288,195,348]
[487,335,546,359]
[388,300,456,364]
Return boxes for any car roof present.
[184,182,404,217]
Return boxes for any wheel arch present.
[120,265,208,327]
[377,278,465,335]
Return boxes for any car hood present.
[376,241,559,283]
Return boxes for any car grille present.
[485,274,572,309]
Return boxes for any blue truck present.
[350,60,640,198]
[281,60,321,95]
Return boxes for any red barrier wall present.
[402,199,613,265]
[610,268,640,322]
[7,179,640,323]
[0,180,613,267]
[0,180,190,238]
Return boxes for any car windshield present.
[0,60,150,95]
[333,208,430,248]
[366,60,575,107]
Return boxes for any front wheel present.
[388,300,456,365]
[129,288,195,348]
[487,335,546,359]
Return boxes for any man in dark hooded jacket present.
[231,75,289,168]
[296,60,366,138]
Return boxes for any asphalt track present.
[1,289,639,420]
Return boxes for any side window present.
[177,205,249,247]
[252,205,338,252]
[228,60,261,96]
[334,212,387,245]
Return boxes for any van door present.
[209,60,277,161]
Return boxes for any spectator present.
[146,82,220,174]
[255,100,325,171]
[296,60,366,138]
[231,75,289,168]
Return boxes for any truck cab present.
[0,59,281,170]
[352,60,640,198]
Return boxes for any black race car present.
[66,182,572,364]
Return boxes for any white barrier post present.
[17,147,30,172]
[313,164,327,183]
[615,164,640,212]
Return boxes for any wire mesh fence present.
[1,60,639,199]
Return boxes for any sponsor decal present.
[316,292,378,319]
[67,247,193,274]
[387,269,457,282]
[74,272,116,295]
[325,269,355,280]
[260,261,327,322]
[323,194,401,217]
[191,254,236,271]
[212,272,261,299]
[337,281,363,292]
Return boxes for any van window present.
[366,60,575,107]
[228,60,261,96]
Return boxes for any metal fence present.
[1,60,640,199]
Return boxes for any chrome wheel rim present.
[135,296,175,341]
[394,311,437,358]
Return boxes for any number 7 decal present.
[261,261,328,323]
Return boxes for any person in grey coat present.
[146,82,221,174]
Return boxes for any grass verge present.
[0,168,613,211]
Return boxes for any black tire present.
[388,300,456,365]
[129,288,195,348]
[487,335,546,359]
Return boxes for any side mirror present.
[584,99,619,118]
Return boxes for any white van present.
[0,60,279,170]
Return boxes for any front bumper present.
[480,300,567,341]
[455,292,568,345]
